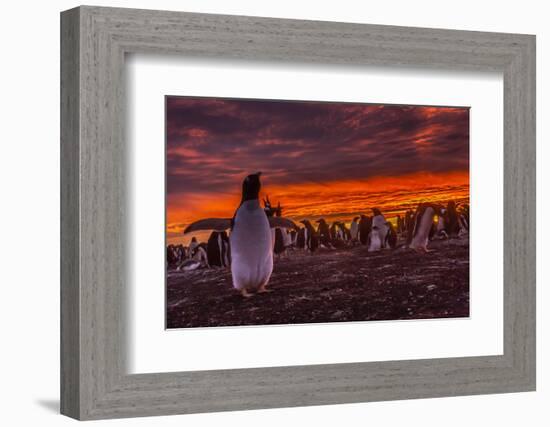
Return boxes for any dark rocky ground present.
[166,238,469,329]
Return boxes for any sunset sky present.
[166,97,469,245]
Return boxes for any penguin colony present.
[167,173,470,297]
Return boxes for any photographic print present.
[166,96,470,329]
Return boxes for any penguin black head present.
[446,201,457,213]
[433,204,446,216]
[372,208,382,216]
[242,172,262,202]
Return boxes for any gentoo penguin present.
[405,210,417,245]
[358,214,372,245]
[337,222,351,241]
[182,242,209,269]
[289,229,297,247]
[316,218,331,247]
[409,203,444,252]
[188,236,199,255]
[178,242,208,271]
[433,212,448,240]
[267,198,288,257]
[184,172,297,297]
[350,217,360,242]
[369,208,389,252]
[329,221,339,241]
[385,221,398,249]
[300,219,319,252]
[167,244,178,268]
[457,203,470,237]
[396,215,403,235]
[273,228,286,256]
[296,226,306,249]
[444,201,460,237]
[207,231,230,268]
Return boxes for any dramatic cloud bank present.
[166,97,469,244]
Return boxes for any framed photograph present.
[61,6,536,420]
[165,96,471,328]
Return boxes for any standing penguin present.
[350,217,360,243]
[300,220,319,252]
[369,208,389,252]
[206,231,230,268]
[358,215,372,245]
[296,226,306,249]
[405,210,417,245]
[433,211,448,239]
[316,218,332,248]
[337,222,351,241]
[444,201,460,237]
[273,228,286,257]
[184,172,297,297]
[409,203,444,252]
[289,229,297,247]
[457,203,470,237]
[229,173,272,296]
[329,221,340,241]
[385,221,398,249]
[396,215,403,235]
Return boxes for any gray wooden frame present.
[61,5,536,420]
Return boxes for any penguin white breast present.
[370,215,388,250]
[410,207,434,249]
[368,229,382,252]
[229,200,273,290]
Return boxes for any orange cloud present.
[167,170,469,245]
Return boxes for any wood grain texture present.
[60,7,80,419]
[60,5,536,420]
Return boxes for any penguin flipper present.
[268,217,299,230]
[184,218,232,234]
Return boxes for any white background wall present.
[0,0,547,425]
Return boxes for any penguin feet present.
[240,289,253,298]
[417,247,434,253]
[258,284,272,294]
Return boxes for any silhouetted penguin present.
[167,244,178,268]
[350,217,360,242]
[444,201,460,237]
[296,227,306,249]
[385,222,398,249]
[329,221,339,241]
[396,215,403,234]
[358,215,372,245]
[457,203,469,237]
[337,222,351,241]
[274,228,286,256]
[207,231,230,268]
[188,237,199,255]
[289,229,297,247]
[316,218,331,247]
[405,210,417,245]
[410,203,444,252]
[300,220,319,252]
